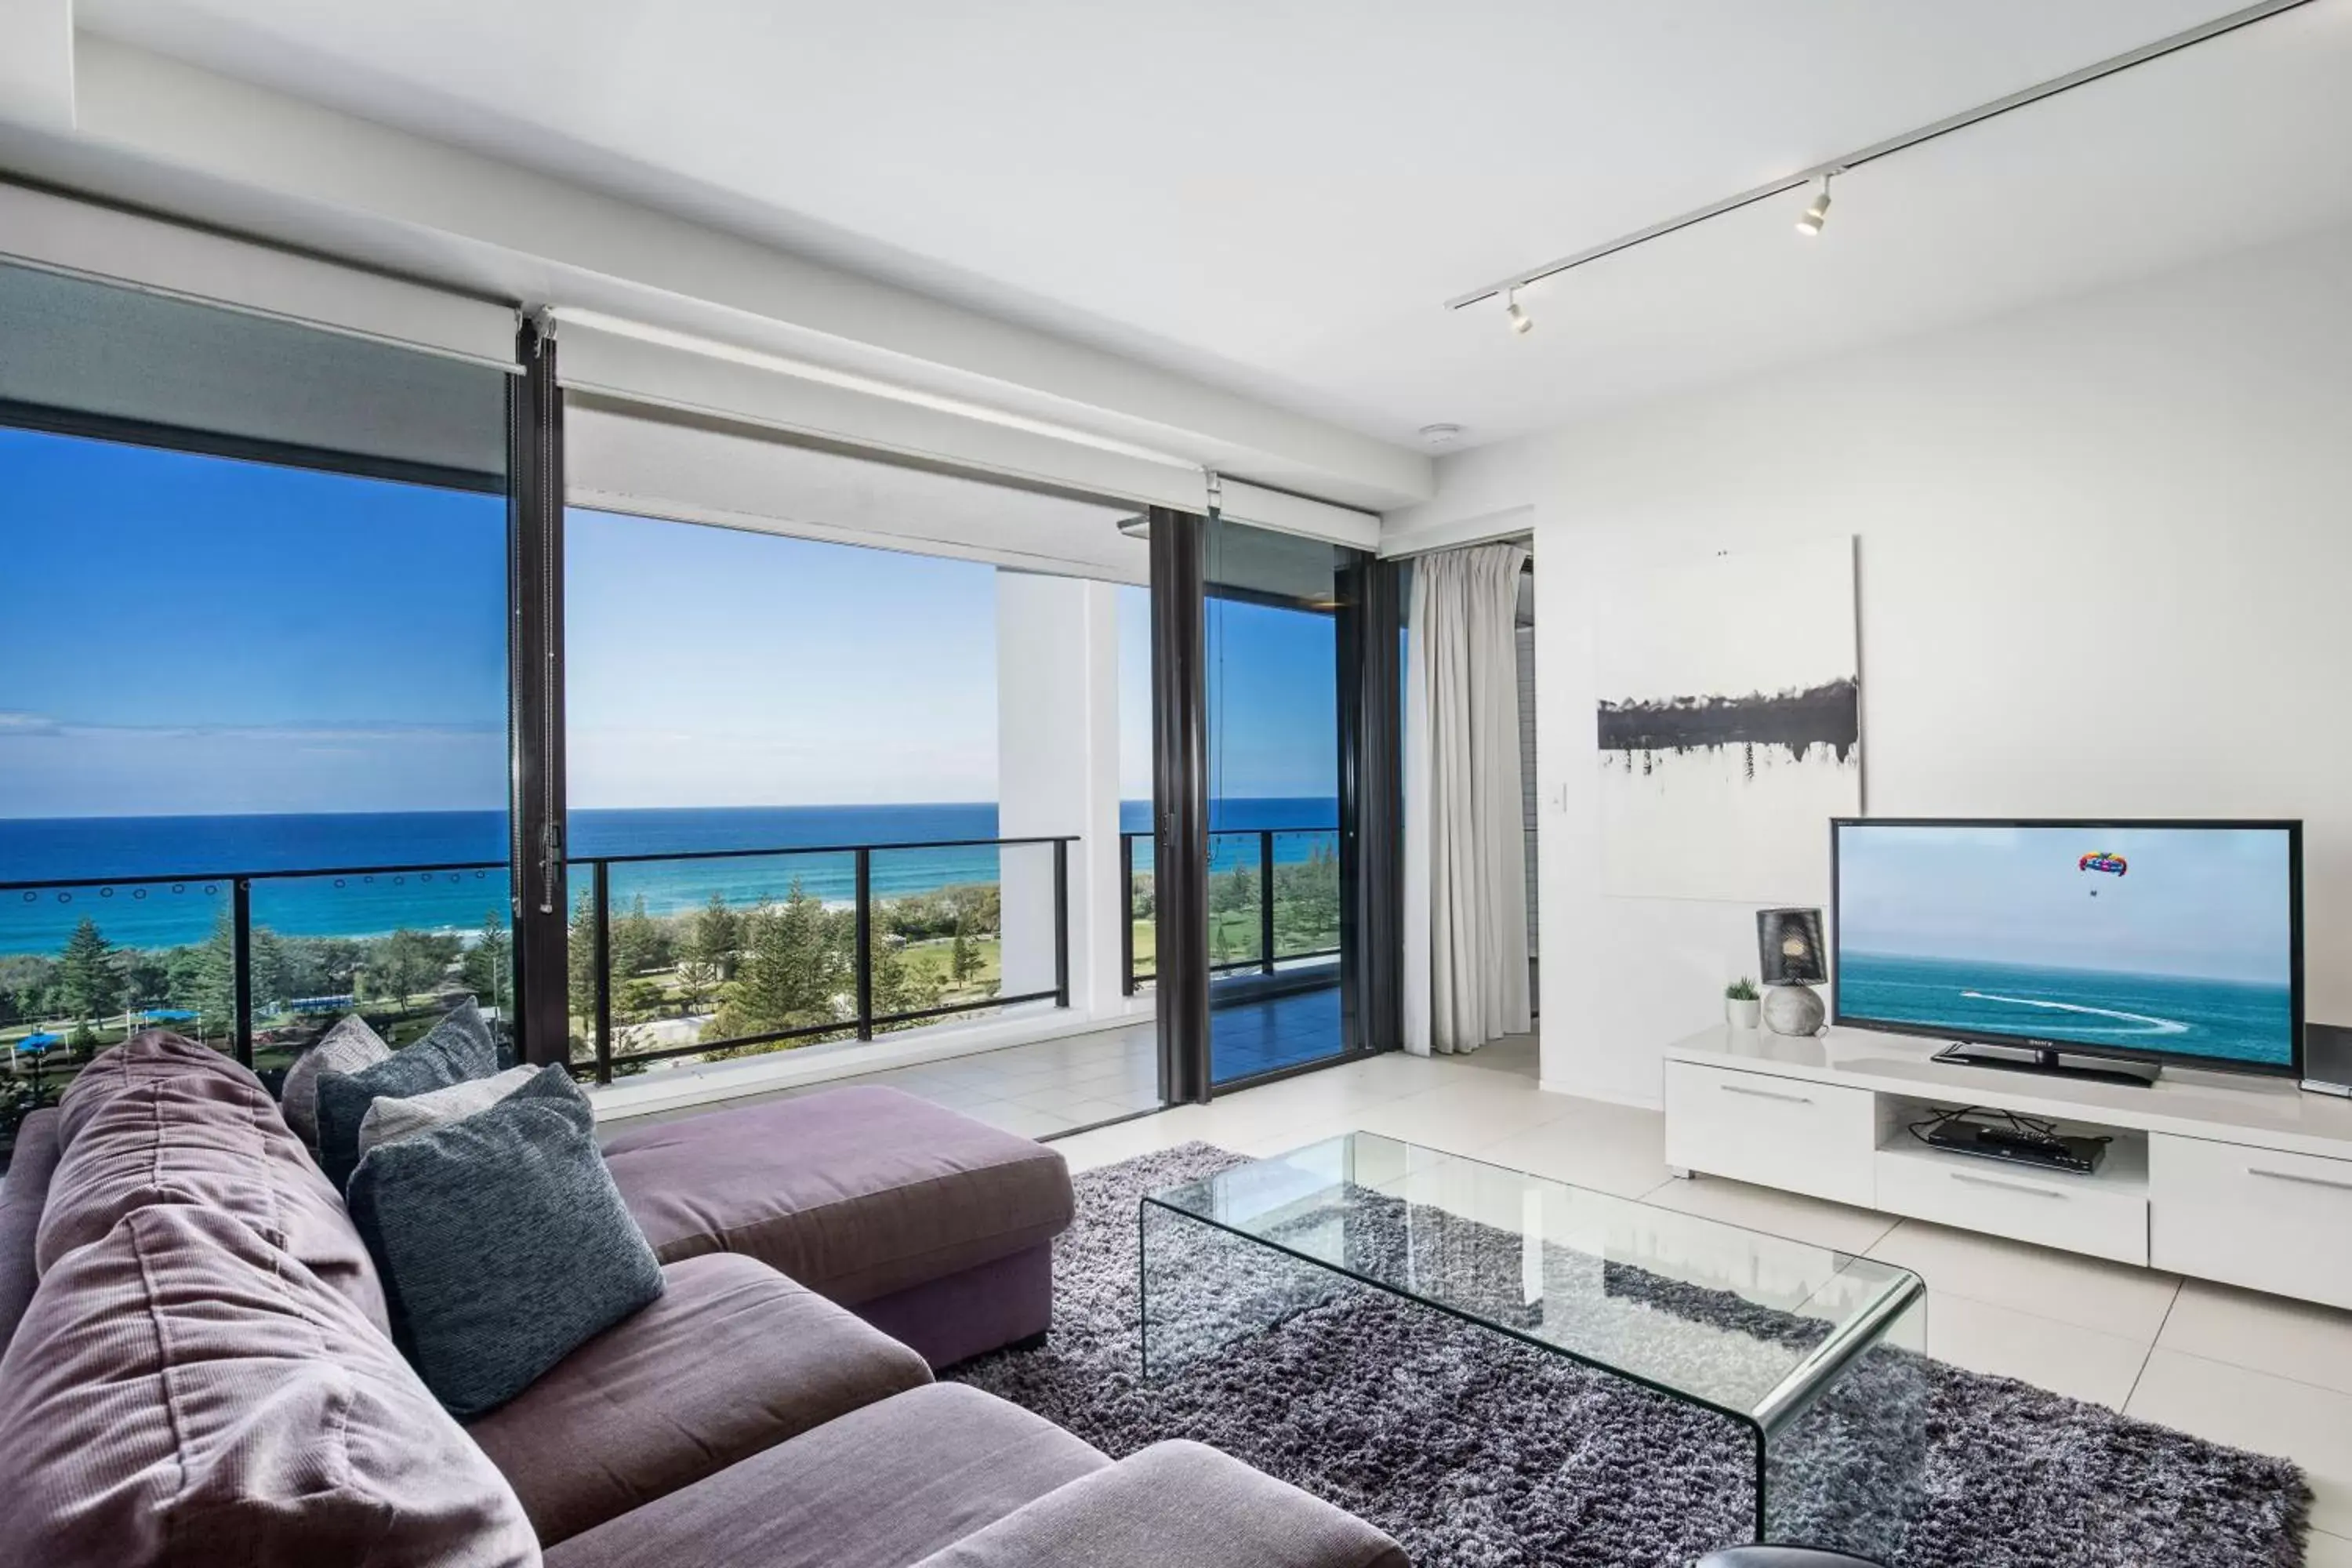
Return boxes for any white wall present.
[1391,222,2352,1106]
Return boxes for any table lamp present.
[1757,908,1828,1036]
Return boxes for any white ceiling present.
[76,0,2352,455]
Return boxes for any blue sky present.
[1837,823,2294,985]
[3,427,1339,818]
[0,427,507,818]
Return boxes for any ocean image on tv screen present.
[1835,824,2296,1067]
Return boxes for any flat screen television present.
[1831,818,2303,1080]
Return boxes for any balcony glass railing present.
[0,835,1073,1155]
[564,836,1071,1081]
[0,858,517,1161]
[1120,828,1340,995]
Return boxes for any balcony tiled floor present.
[818,984,1350,1137]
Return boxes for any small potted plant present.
[1724,977,1762,1030]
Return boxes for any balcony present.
[0,834,1077,1161]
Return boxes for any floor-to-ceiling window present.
[554,409,1158,1132]
[0,260,512,1160]
[1201,518,1355,1085]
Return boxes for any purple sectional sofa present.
[0,1034,1408,1568]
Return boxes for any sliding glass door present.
[1197,517,1374,1087]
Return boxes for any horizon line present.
[0,795,1341,825]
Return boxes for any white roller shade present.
[567,400,1148,584]
[0,181,517,371]
[556,316,1209,517]
[1218,478,1380,553]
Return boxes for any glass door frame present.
[1149,506,1403,1103]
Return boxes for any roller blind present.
[566,398,1146,583]
[0,260,509,483]
[554,317,1383,550]
[0,181,517,371]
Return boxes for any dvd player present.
[1922,1120,2106,1174]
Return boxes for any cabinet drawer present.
[1875,1146,2147,1265]
[1663,1063,1875,1207]
[2151,1134,2352,1310]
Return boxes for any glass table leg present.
[1759,1293,1931,1558]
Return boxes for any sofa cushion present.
[469,1253,931,1546]
[0,1108,64,1356]
[281,1012,391,1149]
[908,1439,1411,1568]
[34,1064,391,1334]
[359,1063,543,1158]
[346,1066,662,1420]
[0,1203,539,1568]
[545,1383,1105,1568]
[601,1087,1075,1305]
[316,1000,499,1191]
[56,1029,260,1149]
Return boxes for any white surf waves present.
[1960,991,2190,1036]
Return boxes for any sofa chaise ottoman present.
[601,1084,1074,1368]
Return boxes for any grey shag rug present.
[950,1143,2311,1568]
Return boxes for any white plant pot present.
[1726,997,1762,1030]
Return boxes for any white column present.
[996,572,1123,1013]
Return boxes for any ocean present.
[1837,952,2295,1068]
[0,800,1341,957]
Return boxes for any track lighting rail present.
[1445,0,2321,315]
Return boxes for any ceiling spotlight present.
[1795,172,1835,236]
[1504,289,1534,336]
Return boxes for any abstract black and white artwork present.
[1595,537,1860,902]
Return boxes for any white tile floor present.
[1050,1033,2352,1556]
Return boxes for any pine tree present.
[713,882,837,1040]
[866,920,942,1031]
[611,894,669,978]
[566,890,601,1024]
[459,912,511,1007]
[189,912,239,1038]
[677,893,737,1011]
[949,909,978,985]
[56,917,120,1040]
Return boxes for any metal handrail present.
[1119,826,1340,995]
[2,835,1079,1077]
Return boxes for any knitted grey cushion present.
[356,1065,541,1160]
[279,1014,390,1150]
[314,1000,497,1192]
[344,1065,663,1420]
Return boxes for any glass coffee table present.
[1140,1133,1929,1557]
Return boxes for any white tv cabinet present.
[1661,1025,2352,1311]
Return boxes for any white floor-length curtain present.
[1403,543,1533,1055]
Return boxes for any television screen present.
[1833,820,2301,1073]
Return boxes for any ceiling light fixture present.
[1795,172,1835,236]
[1505,291,1533,336]
[1441,0,2318,314]
[1418,423,1465,448]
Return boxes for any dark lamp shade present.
[1758,908,1828,986]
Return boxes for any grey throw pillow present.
[279,1014,390,1150]
[314,1000,498,1192]
[356,1065,542,1159]
[343,1065,663,1420]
